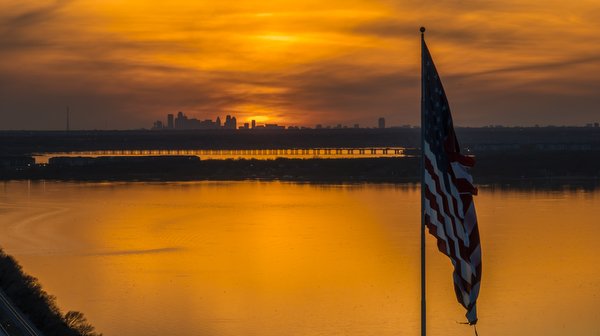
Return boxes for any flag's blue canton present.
[422,43,455,184]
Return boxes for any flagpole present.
[420,26,427,336]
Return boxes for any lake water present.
[0,181,598,336]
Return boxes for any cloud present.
[275,63,418,125]
[1,0,69,28]
[0,0,71,52]
[452,54,600,78]
[352,18,525,51]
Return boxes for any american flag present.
[421,35,482,325]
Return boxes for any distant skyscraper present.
[251,120,256,129]
[167,114,174,129]
[153,120,164,129]
[222,115,237,129]
[378,117,385,129]
[216,116,222,127]
[243,122,250,129]
[175,112,186,129]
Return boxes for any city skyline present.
[151,112,600,131]
[1,1,600,130]
[151,111,392,130]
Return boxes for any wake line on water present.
[84,247,184,256]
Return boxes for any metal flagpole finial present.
[420,27,426,34]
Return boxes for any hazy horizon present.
[1,120,599,131]
[1,117,599,131]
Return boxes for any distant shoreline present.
[2,127,599,188]
[1,156,599,190]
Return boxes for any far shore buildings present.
[153,112,238,130]
[152,112,288,130]
[153,113,394,130]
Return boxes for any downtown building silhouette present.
[153,112,238,130]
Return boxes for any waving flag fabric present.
[421,36,482,325]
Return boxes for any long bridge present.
[34,147,407,163]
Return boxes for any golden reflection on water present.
[0,181,598,336]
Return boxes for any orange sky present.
[1,0,600,129]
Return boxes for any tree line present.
[0,249,101,336]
